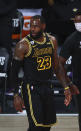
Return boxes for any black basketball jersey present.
[60,31,81,87]
[23,33,54,83]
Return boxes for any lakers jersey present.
[23,33,54,83]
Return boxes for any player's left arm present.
[50,36,72,106]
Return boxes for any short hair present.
[31,15,45,24]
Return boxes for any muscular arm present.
[59,56,80,95]
[9,39,30,112]
[59,56,71,83]
[9,39,29,94]
[49,35,72,106]
[14,39,29,60]
[49,36,68,88]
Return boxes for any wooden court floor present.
[0,113,79,131]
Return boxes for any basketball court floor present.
[0,110,79,131]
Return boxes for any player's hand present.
[14,95,24,112]
[70,84,80,95]
[64,88,72,106]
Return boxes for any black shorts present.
[22,82,57,127]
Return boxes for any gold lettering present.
[32,47,52,57]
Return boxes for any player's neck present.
[32,33,45,42]
[35,35,44,42]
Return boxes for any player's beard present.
[30,30,43,40]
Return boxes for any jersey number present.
[37,56,51,71]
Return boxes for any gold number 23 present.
[37,56,51,71]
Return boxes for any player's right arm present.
[9,39,29,112]
[14,39,29,60]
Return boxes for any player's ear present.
[42,23,46,31]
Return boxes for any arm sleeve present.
[9,58,23,94]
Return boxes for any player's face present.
[74,15,81,32]
[74,15,81,23]
[30,19,44,39]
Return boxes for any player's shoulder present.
[16,37,28,51]
[46,33,58,49]
[46,33,56,42]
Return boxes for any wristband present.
[64,86,70,90]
